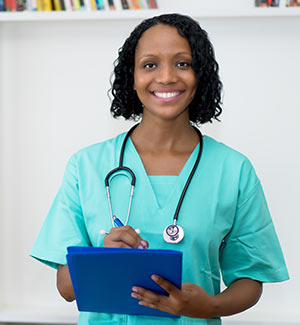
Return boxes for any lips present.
[151,90,184,101]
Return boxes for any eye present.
[177,61,191,68]
[144,63,156,69]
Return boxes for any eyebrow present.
[138,51,192,59]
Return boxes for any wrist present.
[206,295,221,318]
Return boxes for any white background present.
[0,0,299,324]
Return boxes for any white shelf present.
[0,7,300,22]
[0,308,77,324]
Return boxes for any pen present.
[99,217,141,235]
[112,216,141,234]
[113,216,124,227]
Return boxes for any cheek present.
[133,74,149,93]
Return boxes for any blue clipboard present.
[67,246,182,318]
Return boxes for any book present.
[108,0,115,9]
[90,0,97,10]
[53,0,62,10]
[40,0,52,10]
[78,0,85,9]
[0,0,5,11]
[120,0,128,9]
[286,0,299,6]
[99,0,104,9]
[59,0,66,10]
[94,0,100,9]
[4,0,17,11]
[16,0,24,10]
[138,0,144,9]
[67,246,182,318]
[72,0,80,10]
[133,0,140,9]
[82,0,91,10]
[36,0,42,10]
[255,0,280,6]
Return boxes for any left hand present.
[131,274,217,318]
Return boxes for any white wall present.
[0,7,299,325]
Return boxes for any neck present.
[130,118,199,153]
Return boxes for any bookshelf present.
[1,7,300,21]
[0,0,299,324]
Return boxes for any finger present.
[131,287,175,315]
[103,238,132,248]
[151,274,180,296]
[110,226,143,248]
[108,226,148,248]
[131,286,166,307]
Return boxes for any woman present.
[30,14,289,324]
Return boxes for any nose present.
[156,64,177,84]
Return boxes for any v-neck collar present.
[126,138,201,214]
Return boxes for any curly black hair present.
[110,13,222,125]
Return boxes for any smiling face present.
[133,24,197,123]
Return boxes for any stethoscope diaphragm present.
[163,224,184,244]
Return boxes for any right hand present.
[104,226,149,249]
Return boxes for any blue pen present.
[113,216,124,227]
[112,216,141,235]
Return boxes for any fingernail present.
[132,287,138,292]
[138,245,144,249]
[152,274,159,281]
[140,240,147,247]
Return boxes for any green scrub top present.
[30,132,289,325]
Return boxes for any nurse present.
[30,14,289,324]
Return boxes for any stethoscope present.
[104,124,203,244]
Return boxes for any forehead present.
[135,24,192,57]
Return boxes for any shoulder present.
[203,136,251,165]
[203,136,260,190]
[63,132,127,176]
[71,132,126,162]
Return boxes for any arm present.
[131,276,262,318]
[57,264,75,302]
[56,226,148,303]
[214,278,262,317]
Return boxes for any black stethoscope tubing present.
[105,123,203,226]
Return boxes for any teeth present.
[154,92,180,99]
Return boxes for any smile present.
[151,90,184,101]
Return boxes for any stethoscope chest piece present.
[163,224,184,244]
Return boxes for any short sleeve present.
[220,159,289,286]
[30,154,91,269]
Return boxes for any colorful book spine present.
[90,0,97,10]
[40,0,52,10]
[53,0,62,10]
[133,0,140,8]
[59,0,65,10]
[149,0,157,8]
[95,0,101,9]
[120,0,128,9]
[83,0,91,10]
[0,0,5,10]
[99,0,104,9]
[64,0,72,11]
[78,0,85,9]
[4,0,17,10]
[36,0,42,10]
[138,0,144,8]
[108,0,115,9]
[16,0,23,10]
[72,0,80,10]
